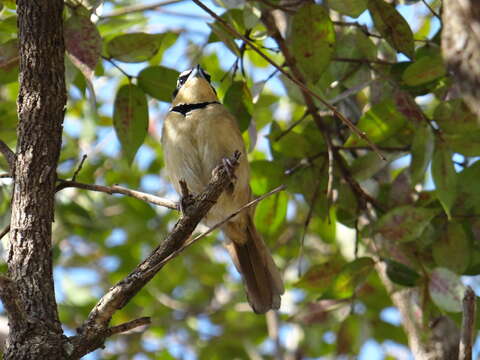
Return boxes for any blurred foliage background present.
[1,0,480,359]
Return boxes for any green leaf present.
[254,191,288,238]
[250,160,284,195]
[402,55,445,86]
[434,99,479,135]
[344,99,407,147]
[410,123,434,185]
[375,206,438,243]
[456,161,480,213]
[368,0,415,59]
[429,267,466,312]
[223,81,253,132]
[442,132,480,157]
[329,0,367,17]
[137,66,179,102]
[384,259,420,287]
[433,222,470,274]
[431,144,457,219]
[290,4,335,83]
[269,121,320,159]
[325,257,375,299]
[113,84,149,164]
[64,12,102,79]
[0,38,18,84]
[106,33,163,63]
[350,152,401,182]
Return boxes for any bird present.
[161,65,284,313]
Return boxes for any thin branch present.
[102,57,132,79]
[0,140,15,172]
[71,154,87,181]
[459,286,476,360]
[298,180,321,277]
[70,152,241,358]
[192,0,385,160]
[274,110,308,142]
[260,8,385,214]
[421,0,441,21]
[107,317,151,336]
[1,178,179,244]
[56,180,178,210]
[100,0,184,18]
[333,57,395,65]
[335,145,409,152]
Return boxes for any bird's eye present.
[177,74,189,87]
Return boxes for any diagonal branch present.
[192,0,384,160]
[0,140,15,172]
[70,151,241,359]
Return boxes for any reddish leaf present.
[290,4,335,82]
[375,206,438,243]
[429,267,466,312]
[64,13,102,79]
[113,84,149,165]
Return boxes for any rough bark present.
[442,0,480,117]
[4,0,68,358]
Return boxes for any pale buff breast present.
[162,104,251,225]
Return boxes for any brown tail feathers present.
[224,215,284,314]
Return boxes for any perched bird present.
[161,65,284,313]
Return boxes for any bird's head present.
[172,65,218,105]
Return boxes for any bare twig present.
[0,140,15,171]
[1,178,179,242]
[56,180,178,210]
[102,57,132,79]
[192,0,385,160]
[70,152,240,358]
[459,286,476,360]
[107,317,151,336]
[274,110,309,142]
[298,180,321,277]
[100,0,183,18]
[421,0,441,21]
[71,154,87,182]
[333,57,395,65]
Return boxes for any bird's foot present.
[222,150,241,181]
[178,179,195,214]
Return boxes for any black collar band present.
[170,101,219,116]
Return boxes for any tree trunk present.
[4,0,68,358]
[442,0,480,117]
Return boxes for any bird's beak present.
[187,64,206,81]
